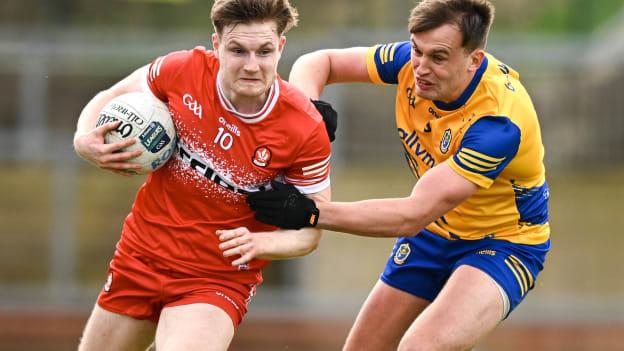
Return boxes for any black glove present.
[311,99,337,142]
[247,180,319,229]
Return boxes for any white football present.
[97,92,176,174]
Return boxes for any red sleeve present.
[145,49,198,102]
[284,122,331,194]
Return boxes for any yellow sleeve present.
[447,158,495,188]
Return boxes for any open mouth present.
[416,78,434,90]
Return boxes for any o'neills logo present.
[252,146,272,167]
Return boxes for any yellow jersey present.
[366,42,549,245]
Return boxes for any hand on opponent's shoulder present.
[311,99,337,142]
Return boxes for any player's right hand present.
[217,227,265,266]
[73,121,143,176]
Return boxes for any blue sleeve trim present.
[514,181,550,225]
[374,41,412,84]
[452,116,521,180]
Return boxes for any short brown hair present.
[408,0,494,51]
[211,0,299,36]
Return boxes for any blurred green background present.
[1,0,624,350]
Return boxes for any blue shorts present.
[381,230,550,317]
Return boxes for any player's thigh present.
[398,265,503,351]
[79,304,156,351]
[343,279,430,351]
[155,303,235,351]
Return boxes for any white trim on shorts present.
[493,279,511,319]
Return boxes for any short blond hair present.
[211,0,299,36]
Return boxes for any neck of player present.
[230,94,268,114]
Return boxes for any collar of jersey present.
[216,72,279,124]
[433,55,489,112]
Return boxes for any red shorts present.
[97,246,256,327]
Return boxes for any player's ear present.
[468,49,484,73]
[274,36,286,62]
[211,33,220,52]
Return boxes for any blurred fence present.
[4,23,624,164]
[1,19,624,350]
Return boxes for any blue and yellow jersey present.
[366,41,549,245]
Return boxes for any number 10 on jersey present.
[214,127,234,150]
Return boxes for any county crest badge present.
[252,146,272,167]
[440,128,452,154]
[393,243,411,265]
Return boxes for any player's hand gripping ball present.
[97,92,177,174]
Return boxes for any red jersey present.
[118,47,331,286]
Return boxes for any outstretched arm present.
[316,163,477,237]
[289,48,374,143]
[288,47,372,99]
[217,187,331,266]
[248,162,478,238]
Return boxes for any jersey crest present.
[252,146,272,167]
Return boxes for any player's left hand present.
[247,181,319,230]
[311,99,337,142]
[217,227,264,266]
